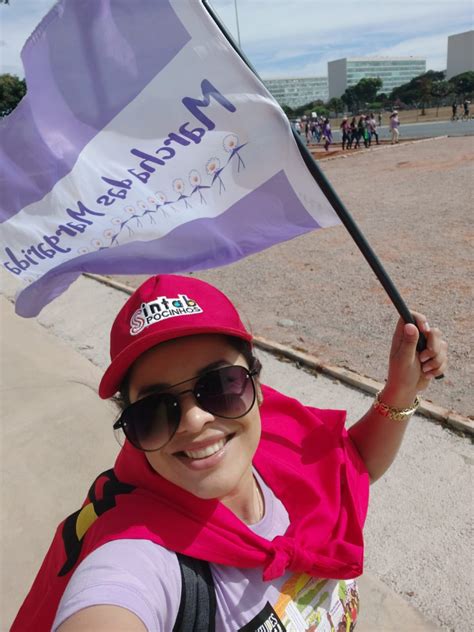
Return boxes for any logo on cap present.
[130,294,203,335]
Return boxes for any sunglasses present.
[114,364,260,452]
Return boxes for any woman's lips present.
[174,434,234,469]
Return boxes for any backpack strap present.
[173,553,216,632]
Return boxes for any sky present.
[0,0,472,79]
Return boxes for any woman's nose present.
[175,391,214,434]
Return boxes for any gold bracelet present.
[373,390,420,421]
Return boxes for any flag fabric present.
[0,0,339,318]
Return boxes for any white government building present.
[446,30,474,79]
[263,30,473,111]
[263,76,329,108]
[327,57,426,99]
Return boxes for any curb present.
[252,335,473,436]
[84,273,473,437]
[310,135,450,162]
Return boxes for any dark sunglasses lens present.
[123,393,180,451]
[196,366,255,419]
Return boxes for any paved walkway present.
[2,270,470,630]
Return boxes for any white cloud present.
[1,0,472,79]
[371,33,450,70]
[214,0,471,43]
[212,0,472,76]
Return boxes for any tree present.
[419,77,433,115]
[0,74,27,116]
[340,77,383,113]
[390,70,445,107]
[430,80,452,116]
[450,71,474,99]
[353,77,383,105]
[341,86,359,113]
[327,97,344,117]
[281,104,295,118]
[293,99,327,117]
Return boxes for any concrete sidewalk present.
[2,273,465,630]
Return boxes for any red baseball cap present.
[99,274,252,398]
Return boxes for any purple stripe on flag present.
[15,170,320,317]
[0,0,190,223]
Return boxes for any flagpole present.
[233,0,242,48]
[202,0,429,353]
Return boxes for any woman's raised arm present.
[348,312,448,483]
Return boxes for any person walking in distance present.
[322,118,333,151]
[305,118,312,145]
[389,110,400,144]
[350,116,359,148]
[340,116,350,150]
[462,99,470,120]
[368,112,379,145]
[451,101,458,121]
[358,115,368,148]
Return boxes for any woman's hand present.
[383,311,448,407]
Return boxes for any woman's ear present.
[256,382,264,406]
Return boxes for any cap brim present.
[99,326,253,399]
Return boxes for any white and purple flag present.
[0,0,339,317]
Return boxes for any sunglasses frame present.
[113,363,260,452]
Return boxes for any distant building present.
[263,76,329,109]
[447,30,474,79]
[328,57,427,99]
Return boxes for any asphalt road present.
[331,118,474,141]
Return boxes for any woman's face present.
[127,334,262,503]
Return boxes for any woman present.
[390,111,400,144]
[305,119,313,145]
[368,113,379,146]
[358,116,368,149]
[12,274,447,631]
[322,118,333,152]
[340,116,350,150]
[350,116,359,149]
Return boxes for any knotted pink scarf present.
[12,385,369,631]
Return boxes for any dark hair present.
[113,336,261,413]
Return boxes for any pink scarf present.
[12,385,369,631]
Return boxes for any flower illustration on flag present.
[189,169,209,204]
[173,178,192,209]
[224,133,247,172]
[154,191,172,218]
[206,157,225,193]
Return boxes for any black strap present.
[173,553,216,632]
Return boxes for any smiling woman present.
[11,274,448,632]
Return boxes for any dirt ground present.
[113,136,474,419]
[309,138,407,161]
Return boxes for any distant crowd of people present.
[294,116,335,151]
[339,113,382,149]
[294,111,394,151]
[294,99,472,153]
